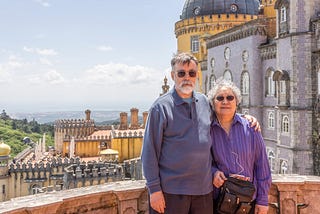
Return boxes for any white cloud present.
[39,57,53,66]
[0,65,11,84]
[23,46,33,53]
[23,46,58,56]
[84,63,160,86]
[36,48,57,56]
[97,45,113,52]
[44,70,65,84]
[33,0,50,7]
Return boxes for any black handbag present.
[216,177,256,214]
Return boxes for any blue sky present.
[0,0,185,113]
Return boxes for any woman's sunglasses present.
[176,70,197,78]
[216,95,235,102]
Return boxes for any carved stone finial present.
[160,76,170,96]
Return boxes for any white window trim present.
[280,159,289,174]
[281,115,290,133]
[280,6,287,23]
[242,72,250,95]
[267,71,275,96]
[191,36,199,53]
[223,70,232,81]
[267,111,275,129]
[280,81,286,94]
[267,149,276,172]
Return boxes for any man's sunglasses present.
[176,70,197,78]
[216,95,235,102]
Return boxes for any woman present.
[208,79,271,214]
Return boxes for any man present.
[141,52,259,214]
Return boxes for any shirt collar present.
[171,88,197,105]
[212,113,242,126]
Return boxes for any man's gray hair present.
[207,78,242,110]
[171,52,198,70]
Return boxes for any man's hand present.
[213,170,227,188]
[242,114,261,131]
[150,191,166,213]
[254,204,268,214]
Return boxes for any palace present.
[54,108,147,162]
[175,0,320,175]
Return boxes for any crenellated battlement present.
[9,157,79,172]
[55,119,95,128]
[175,14,258,37]
[8,156,127,191]
[63,134,112,141]
[112,130,144,139]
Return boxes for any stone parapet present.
[268,174,320,214]
[0,180,148,214]
[2,175,320,214]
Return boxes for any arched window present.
[191,35,199,53]
[266,69,275,96]
[273,70,290,106]
[280,160,288,174]
[280,6,287,22]
[268,111,275,129]
[281,115,289,133]
[280,80,286,94]
[268,150,275,172]
[241,72,249,95]
[223,70,232,81]
[210,75,216,91]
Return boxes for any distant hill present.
[0,110,54,158]
[9,111,124,124]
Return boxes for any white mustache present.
[180,80,194,87]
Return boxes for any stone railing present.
[1,175,320,214]
[0,180,148,214]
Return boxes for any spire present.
[160,76,170,96]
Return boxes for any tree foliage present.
[0,110,54,158]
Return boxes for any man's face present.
[171,61,198,98]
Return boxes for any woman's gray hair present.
[207,78,242,110]
[171,52,198,70]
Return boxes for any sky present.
[0,0,186,114]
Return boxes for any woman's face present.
[213,86,237,118]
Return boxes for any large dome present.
[180,0,260,19]
[0,141,11,156]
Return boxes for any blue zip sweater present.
[141,88,213,195]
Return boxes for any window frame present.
[191,35,200,53]
[268,111,275,129]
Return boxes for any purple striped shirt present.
[211,114,271,206]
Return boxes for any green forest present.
[0,110,54,158]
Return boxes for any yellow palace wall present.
[175,14,259,91]
[111,137,143,163]
[175,14,259,55]
[63,141,100,157]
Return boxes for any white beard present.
[176,81,195,95]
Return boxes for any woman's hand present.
[254,204,268,214]
[213,171,227,188]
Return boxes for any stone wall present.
[1,175,320,214]
[0,180,148,214]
